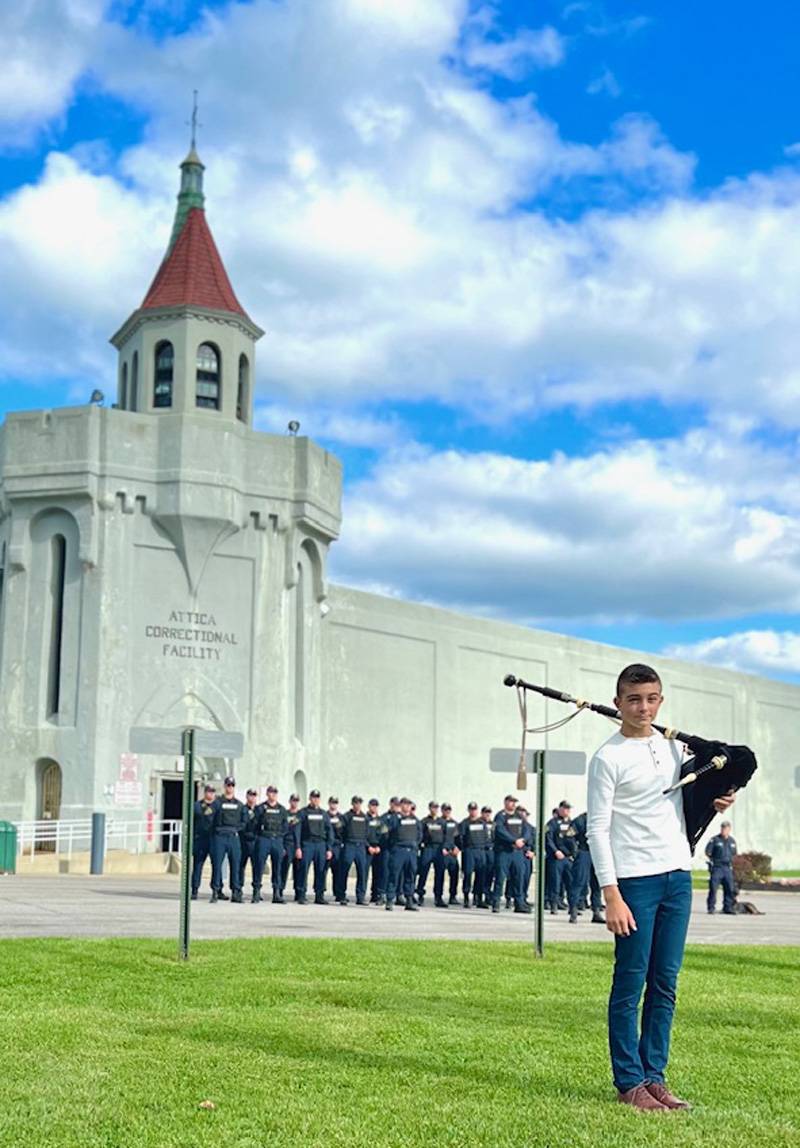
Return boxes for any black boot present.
[514,901,532,914]
[231,891,243,904]
[405,896,418,911]
[463,894,471,908]
[210,890,219,903]
[217,891,230,901]
[273,892,285,904]
[191,891,198,901]
[315,895,328,905]
[435,898,448,908]
[385,901,394,911]
[492,901,499,913]
[591,910,606,924]
[252,889,262,904]
[569,909,578,923]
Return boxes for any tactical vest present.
[304,811,326,841]
[423,817,444,846]
[217,800,242,832]
[441,818,458,848]
[329,814,343,842]
[464,820,486,849]
[259,804,285,838]
[194,801,216,838]
[242,807,258,839]
[367,816,383,845]
[397,817,418,846]
[344,813,367,842]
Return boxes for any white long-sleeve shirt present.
[586,729,692,887]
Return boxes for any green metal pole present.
[535,750,546,958]
[179,727,195,962]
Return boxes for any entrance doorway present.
[161,779,183,853]
[36,759,62,851]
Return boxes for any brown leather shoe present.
[645,1082,691,1110]
[617,1084,669,1111]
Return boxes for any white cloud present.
[587,66,621,98]
[463,25,565,78]
[330,430,800,625]
[666,631,800,677]
[0,0,107,144]
[784,142,800,158]
[254,402,404,449]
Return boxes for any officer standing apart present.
[385,797,421,911]
[366,798,387,904]
[191,783,216,900]
[416,801,443,905]
[210,776,245,903]
[437,804,461,906]
[253,785,289,904]
[706,821,737,914]
[492,796,531,914]
[239,787,259,892]
[545,800,577,914]
[337,796,369,905]
[296,789,334,905]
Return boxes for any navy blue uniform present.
[569,812,603,916]
[493,809,527,910]
[459,816,489,905]
[385,813,421,905]
[297,805,334,903]
[705,832,737,913]
[327,810,344,895]
[211,795,246,897]
[239,803,259,889]
[483,817,496,900]
[253,801,289,898]
[281,809,301,899]
[436,816,460,903]
[416,815,445,902]
[545,813,577,911]
[367,812,387,902]
[338,809,369,903]
[191,797,216,895]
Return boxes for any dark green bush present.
[733,851,772,888]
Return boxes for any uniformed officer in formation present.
[416,800,443,905]
[296,789,334,905]
[366,798,387,904]
[437,803,461,906]
[384,797,421,911]
[337,796,369,905]
[326,796,344,897]
[706,820,737,914]
[253,785,289,904]
[492,795,531,914]
[481,805,495,904]
[518,806,535,906]
[210,776,245,903]
[459,801,490,908]
[239,788,259,892]
[545,799,577,914]
[568,810,605,924]
[281,793,302,901]
[191,783,216,900]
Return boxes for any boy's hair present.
[616,663,662,697]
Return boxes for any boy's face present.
[615,679,663,733]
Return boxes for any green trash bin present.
[0,822,17,875]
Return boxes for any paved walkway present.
[1,875,797,945]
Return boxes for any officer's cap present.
[309,789,321,798]
[224,776,236,786]
[246,788,258,796]
[441,803,452,811]
[389,795,400,804]
[204,784,216,793]
[428,800,440,809]
[559,799,572,808]
[267,785,278,793]
[352,795,363,804]
[504,794,518,803]
[289,793,300,801]
[468,801,478,810]
[400,796,412,804]
[328,796,339,804]
[518,806,528,815]
[481,805,492,813]
[368,798,379,806]
[721,820,731,828]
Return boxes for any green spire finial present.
[166,92,206,253]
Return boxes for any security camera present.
[287,420,300,435]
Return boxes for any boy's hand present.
[713,789,736,813]
[604,886,637,936]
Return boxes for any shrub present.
[733,851,772,888]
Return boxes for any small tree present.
[732,851,772,889]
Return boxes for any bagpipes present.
[504,675,757,852]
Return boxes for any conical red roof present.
[141,207,247,317]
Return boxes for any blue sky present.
[2,0,800,682]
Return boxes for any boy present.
[587,664,735,1112]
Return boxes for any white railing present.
[13,818,183,862]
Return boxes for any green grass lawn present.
[0,940,797,1148]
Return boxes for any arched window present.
[196,343,221,410]
[47,535,66,718]
[120,362,128,410]
[131,351,139,411]
[154,342,173,408]
[237,354,249,423]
